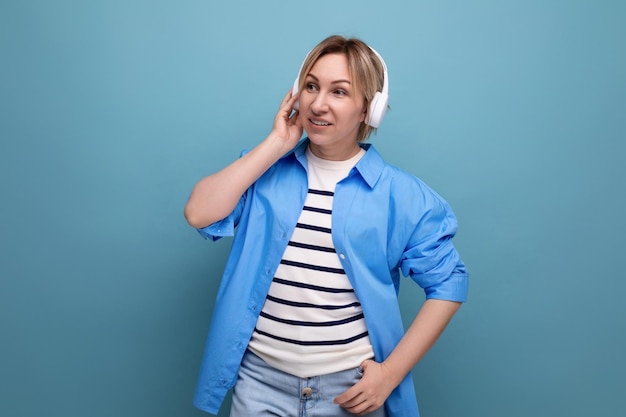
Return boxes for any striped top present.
[248,147,374,378]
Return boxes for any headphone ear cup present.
[292,78,300,111]
[367,91,388,128]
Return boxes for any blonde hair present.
[297,35,386,142]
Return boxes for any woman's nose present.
[310,92,329,114]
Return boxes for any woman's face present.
[299,53,366,160]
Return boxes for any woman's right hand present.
[269,89,303,150]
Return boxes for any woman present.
[185,35,468,417]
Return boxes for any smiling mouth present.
[310,119,331,126]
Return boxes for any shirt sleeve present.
[195,150,250,242]
[399,185,469,302]
[195,189,248,241]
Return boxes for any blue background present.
[1,1,624,416]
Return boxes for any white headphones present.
[291,45,389,128]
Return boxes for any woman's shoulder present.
[369,150,450,209]
[372,151,432,193]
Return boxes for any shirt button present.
[339,253,346,260]
[302,387,313,398]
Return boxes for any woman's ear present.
[360,105,367,122]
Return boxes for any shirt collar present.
[290,138,385,189]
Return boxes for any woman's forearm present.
[184,134,293,228]
[382,299,462,387]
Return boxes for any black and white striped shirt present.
[248,147,374,378]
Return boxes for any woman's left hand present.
[334,359,396,415]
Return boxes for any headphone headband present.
[292,44,389,128]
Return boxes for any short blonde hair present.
[297,35,386,142]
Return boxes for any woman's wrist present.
[263,131,299,156]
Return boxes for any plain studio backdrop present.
[1,1,624,416]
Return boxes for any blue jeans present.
[230,350,388,417]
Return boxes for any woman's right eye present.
[305,83,318,92]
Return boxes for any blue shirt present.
[192,139,468,416]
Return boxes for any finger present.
[334,385,363,407]
[287,110,299,126]
[279,88,298,108]
[343,395,379,416]
[339,395,369,415]
[339,398,367,412]
[333,387,354,405]
[277,95,298,120]
[355,404,376,416]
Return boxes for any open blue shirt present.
[192,139,468,416]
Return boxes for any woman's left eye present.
[334,89,347,96]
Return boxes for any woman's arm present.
[184,90,302,228]
[334,299,462,415]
